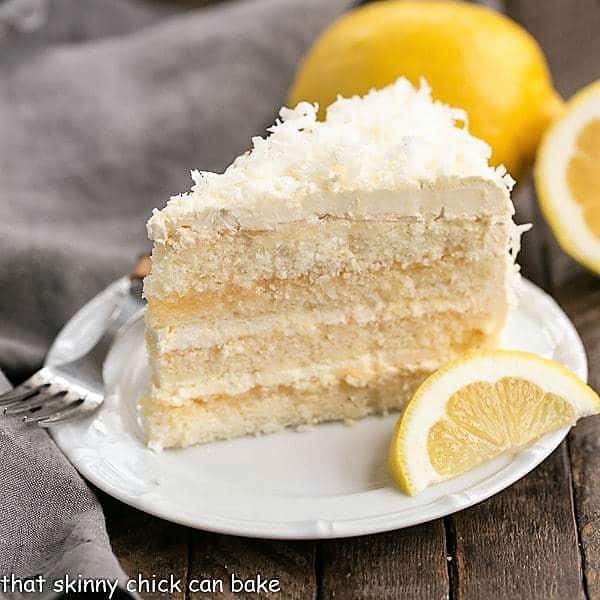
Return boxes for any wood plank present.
[188,533,316,599]
[554,274,600,394]
[447,6,599,593]
[317,523,449,600]
[100,491,189,600]
[568,411,600,600]
[525,31,600,593]
[552,274,600,599]
[506,0,600,593]
[451,445,585,599]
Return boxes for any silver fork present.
[0,258,149,427]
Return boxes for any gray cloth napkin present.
[0,0,347,596]
[0,371,132,600]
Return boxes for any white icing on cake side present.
[148,78,515,243]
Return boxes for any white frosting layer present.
[147,78,514,243]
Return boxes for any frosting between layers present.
[147,78,515,243]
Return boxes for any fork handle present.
[76,259,148,372]
[131,255,151,280]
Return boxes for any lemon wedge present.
[388,350,600,496]
[535,80,600,274]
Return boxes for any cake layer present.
[149,310,499,402]
[144,216,515,298]
[141,369,430,449]
[146,255,506,331]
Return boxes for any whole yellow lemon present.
[288,0,564,178]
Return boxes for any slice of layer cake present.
[142,78,521,449]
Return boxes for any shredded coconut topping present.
[148,78,514,242]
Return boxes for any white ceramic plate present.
[48,278,587,539]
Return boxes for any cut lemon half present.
[535,79,600,274]
[388,350,600,496]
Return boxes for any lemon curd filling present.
[142,79,520,449]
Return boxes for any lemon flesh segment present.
[566,119,600,236]
[427,378,575,478]
[389,350,600,496]
[535,80,600,274]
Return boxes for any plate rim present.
[48,278,587,539]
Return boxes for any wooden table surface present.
[99,1,600,597]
